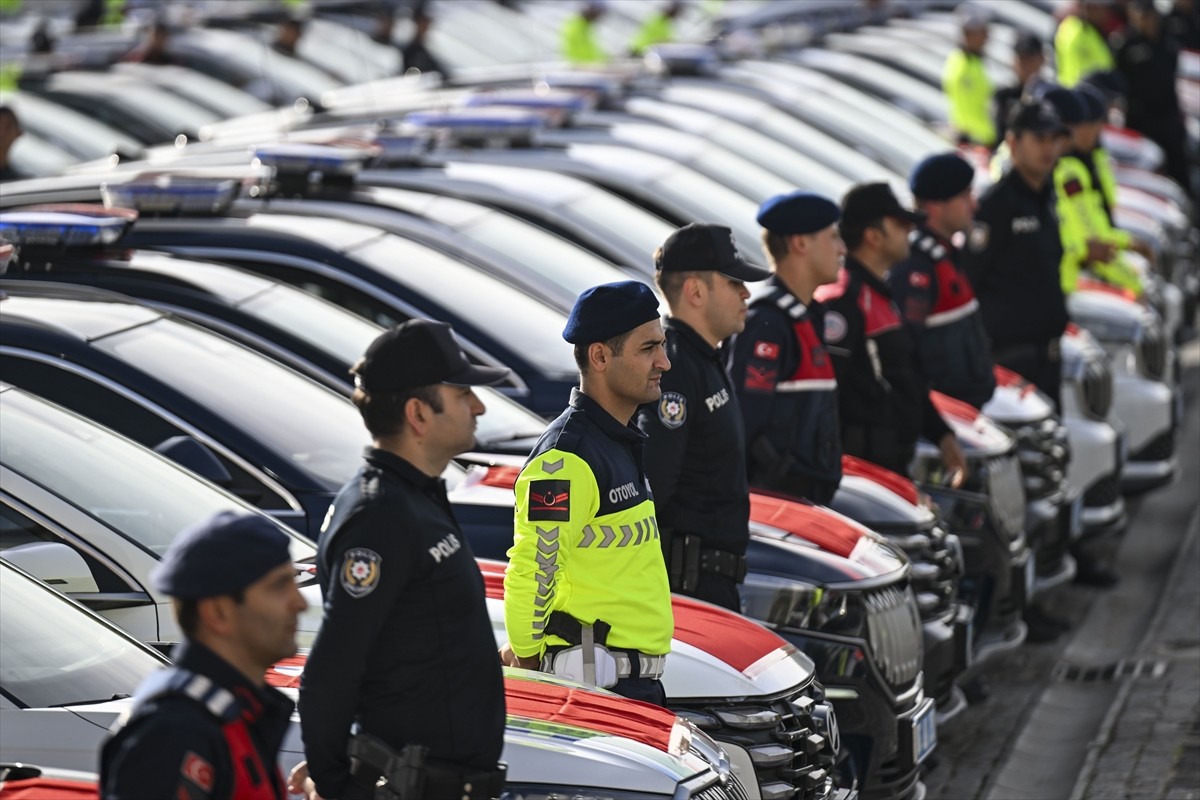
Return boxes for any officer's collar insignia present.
[341,548,382,598]
[542,458,565,474]
[968,222,990,252]
[657,391,687,430]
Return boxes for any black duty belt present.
[348,732,505,800]
[665,531,747,593]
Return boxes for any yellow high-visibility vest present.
[943,48,996,147]
[1055,154,1141,295]
[1055,15,1115,87]
[561,14,607,65]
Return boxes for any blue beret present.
[1074,83,1108,123]
[563,280,660,345]
[153,511,293,599]
[910,152,975,201]
[756,191,841,235]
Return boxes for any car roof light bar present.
[0,210,135,249]
[403,107,547,148]
[252,142,379,177]
[463,88,596,119]
[101,175,242,216]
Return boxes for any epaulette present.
[117,668,240,731]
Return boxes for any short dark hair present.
[654,267,711,306]
[572,330,634,373]
[761,230,790,265]
[174,590,244,639]
[839,218,882,251]
[350,380,444,439]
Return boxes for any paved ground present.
[924,350,1200,800]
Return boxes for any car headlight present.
[739,573,864,636]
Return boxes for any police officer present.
[890,152,997,410]
[561,0,607,65]
[297,320,508,800]
[813,183,967,480]
[634,223,772,611]
[1055,0,1116,87]
[964,99,1069,412]
[101,511,306,800]
[725,192,844,504]
[943,6,996,147]
[994,32,1050,142]
[1050,84,1144,296]
[500,281,674,706]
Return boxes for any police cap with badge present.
[756,190,841,234]
[563,280,661,344]
[655,223,771,282]
[353,319,510,391]
[153,511,293,599]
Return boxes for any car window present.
[0,388,316,561]
[0,358,294,510]
[0,563,162,709]
[474,386,549,445]
[92,318,369,488]
[239,285,384,367]
[0,504,133,594]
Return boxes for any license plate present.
[1024,554,1036,603]
[912,699,938,765]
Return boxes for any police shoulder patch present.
[823,310,848,343]
[528,479,570,521]
[968,222,990,252]
[658,391,687,429]
[180,751,215,794]
[341,548,381,598]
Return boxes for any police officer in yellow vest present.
[561,0,608,65]
[631,1,682,55]
[1043,85,1144,296]
[943,6,996,147]
[1055,1,1116,87]
[501,281,674,706]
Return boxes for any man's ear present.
[683,274,707,307]
[196,596,236,637]
[403,393,432,436]
[788,233,808,257]
[587,341,611,373]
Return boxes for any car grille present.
[676,685,839,800]
[889,526,960,623]
[1079,357,1113,420]
[693,777,752,800]
[863,752,923,800]
[985,455,1027,540]
[1014,417,1070,501]
[865,585,923,690]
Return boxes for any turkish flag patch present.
[753,340,780,360]
[909,271,930,288]
[181,752,214,792]
[744,365,778,391]
[528,479,570,521]
[1064,178,1083,197]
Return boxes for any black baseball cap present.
[841,183,926,228]
[353,319,509,392]
[655,223,771,282]
[1013,31,1043,58]
[1007,98,1063,135]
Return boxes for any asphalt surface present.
[925,344,1200,800]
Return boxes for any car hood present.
[981,365,1055,425]
[931,390,1015,457]
[475,559,817,699]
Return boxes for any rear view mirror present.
[2,541,100,593]
[155,435,233,488]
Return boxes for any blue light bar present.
[644,43,721,76]
[252,143,378,176]
[403,108,546,147]
[463,88,594,115]
[0,211,134,248]
[372,131,433,165]
[102,176,240,216]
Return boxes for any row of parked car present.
[0,1,1194,799]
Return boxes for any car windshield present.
[0,562,163,709]
[0,388,316,561]
[4,90,143,160]
[92,317,369,488]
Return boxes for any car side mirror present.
[2,542,100,594]
[155,435,233,488]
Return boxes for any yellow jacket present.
[562,14,607,65]
[1055,15,1114,87]
[631,12,673,55]
[1054,153,1140,294]
[505,391,673,660]
[943,49,996,147]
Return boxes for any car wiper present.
[51,693,132,708]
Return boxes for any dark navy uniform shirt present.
[299,448,504,800]
[635,317,750,555]
[963,169,1068,349]
[724,276,842,501]
[100,641,293,800]
[889,225,997,409]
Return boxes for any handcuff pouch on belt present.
[664,531,748,592]
[542,611,619,688]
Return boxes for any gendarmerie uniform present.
[299,320,507,800]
